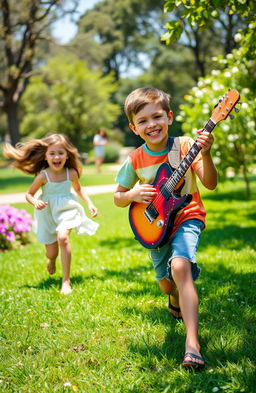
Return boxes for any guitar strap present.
[167,136,180,169]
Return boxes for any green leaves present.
[161,21,183,44]
[176,48,256,198]
[20,55,120,148]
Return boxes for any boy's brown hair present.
[124,87,171,125]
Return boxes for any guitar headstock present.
[211,89,240,124]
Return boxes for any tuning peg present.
[238,101,242,105]
[234,107,240,112]
[229,115,235,120]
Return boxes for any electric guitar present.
[129,89,240,249]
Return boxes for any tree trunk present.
[5,101,20,146]
[242,165,251,199]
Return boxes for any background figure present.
[93,129,108,173]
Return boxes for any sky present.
[52,0,144,77]
[52,0,99,43]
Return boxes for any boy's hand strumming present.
[132,184,157,204]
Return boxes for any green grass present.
[0,164,117,193]
[0,178,256,392]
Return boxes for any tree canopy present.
[0,0,79,145]
[163,0,256,196]
[20,55,120,149]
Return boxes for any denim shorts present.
[149,219,204,282]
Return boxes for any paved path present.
[0,184,117,205]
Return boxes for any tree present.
[161,0,256,197]
[162,0,255,57]
[0,0,78,145]
[20,55,120,150]
[74,0,165,80]
[176,50,255,198]
[162,1,248,78]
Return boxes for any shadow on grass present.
[201,225,256,250]
[99,237,141,249]
[102,224,256,374]
[21,274,84,290]
[203,184,255,202]
[0,175,32,190]
[120,263,256,372]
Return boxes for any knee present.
[170,259,190,281]
[57,233,69,247]
[46,249,58,260]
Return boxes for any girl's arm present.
[70,169,98,217]
[195,130,218,190]
[25,173,48,209]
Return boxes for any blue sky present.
[52,0,99,43]
[52,0,144,77]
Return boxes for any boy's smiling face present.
[129,103,173,152]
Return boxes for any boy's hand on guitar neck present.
[196,129,214,156]
[131,184,157,204]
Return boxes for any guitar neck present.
[166,118,216,191]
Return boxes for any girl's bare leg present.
[45,242,58,274]
[57,229,72,295]
[95,157,104,173]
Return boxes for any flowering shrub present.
[175,45,256,198]
[0,205,33,251]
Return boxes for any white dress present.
[34,168,99,244]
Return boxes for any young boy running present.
[114,87,218,369]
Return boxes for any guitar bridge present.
[144,204,159,223]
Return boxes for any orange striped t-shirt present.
[116,136,206,236]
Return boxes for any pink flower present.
[0,205,33,250]
[6,231,15,242]
[0,223,8,233]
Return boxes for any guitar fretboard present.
[164,118,216,193]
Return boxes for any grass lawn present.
[0,164,117,194]
[0,178,255,392]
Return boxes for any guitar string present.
[146,119,216,213]
[141,92,239,221]
[148,143,201,211]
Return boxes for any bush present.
[0,205,33,251]
[104,143,120,163]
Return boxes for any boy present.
[114,87,218,368]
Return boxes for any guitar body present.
[129,162,192,249]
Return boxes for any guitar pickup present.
[160,185,171,199]
[144,204,159,223]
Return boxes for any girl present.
[4,134,99,295]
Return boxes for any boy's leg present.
[57,229,72,294]
[170,257,204,366]
[158,278,181,319]
[45,242,58,274]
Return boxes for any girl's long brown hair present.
[3,134,83,177]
